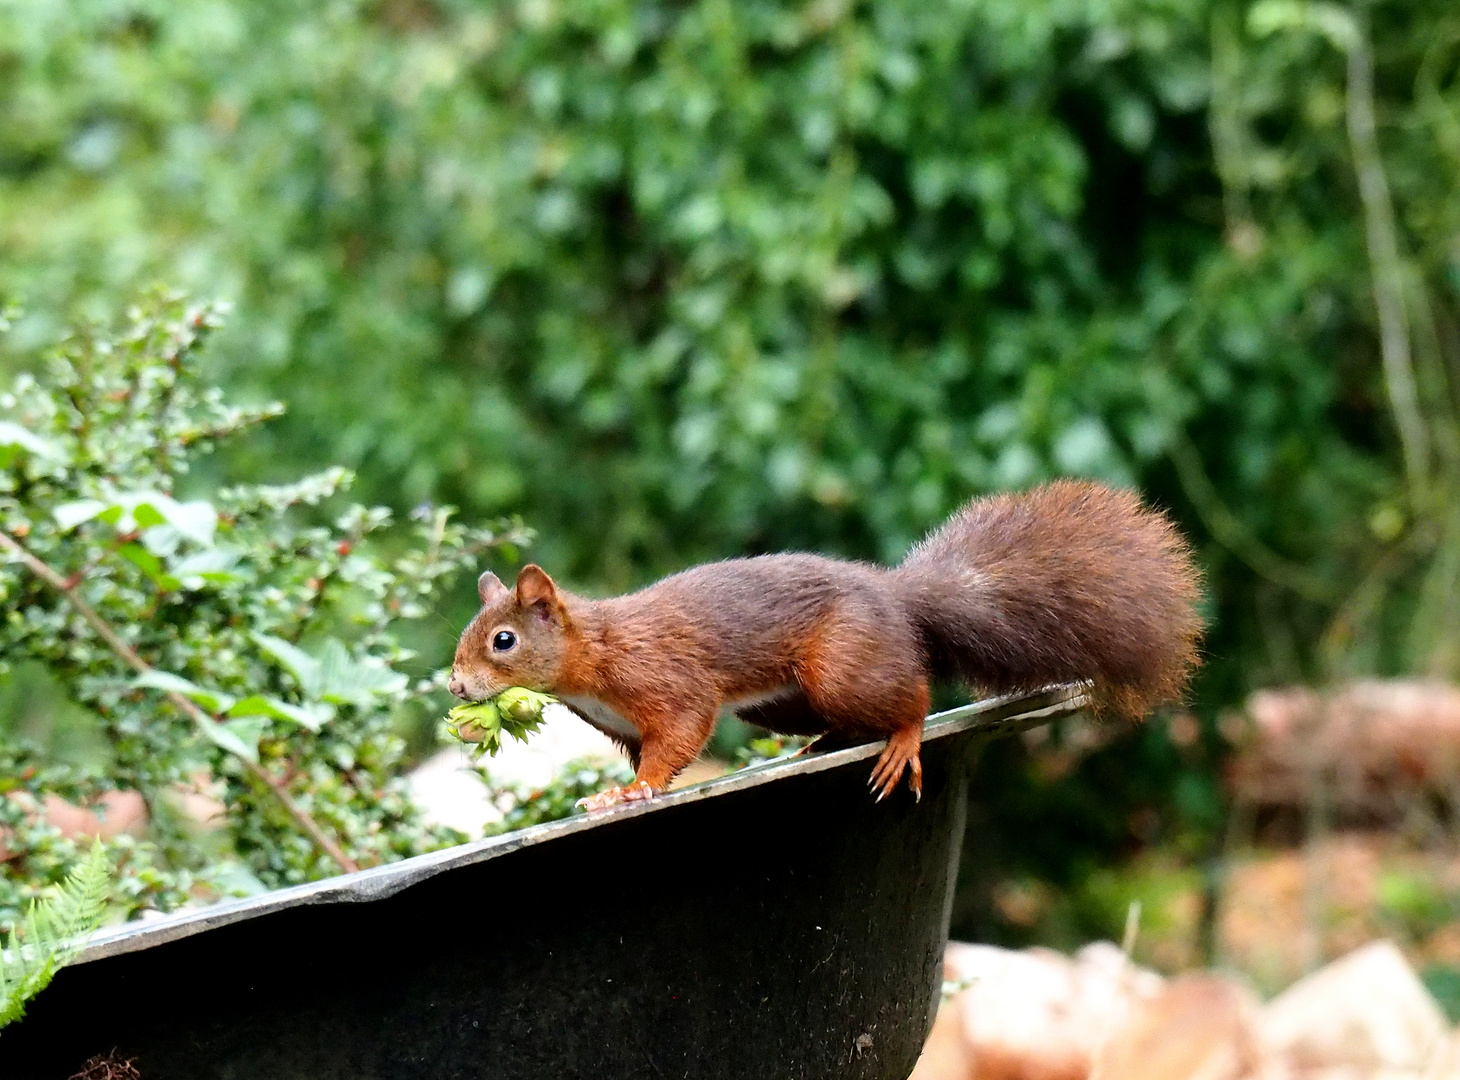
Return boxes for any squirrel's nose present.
[447,672,467,699]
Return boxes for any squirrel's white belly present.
[561,695,641,744]
[564,684,798,743]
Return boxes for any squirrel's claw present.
[576,780,656,813]
[867,726,923,804]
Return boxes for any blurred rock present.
[1257,940,1448,1076]
[920,938,1460,1080]
[909,999,975,1080]
[407,707,627,836]
[408,708,731,836]
[1091,973,1260,1080]
[942,940,1162,1080]
[1420,1029,1460,1080]
[0,788,148,860]
[168,775,227,828]
[37,790,147,840]
[1231,680,1460,824]
[405,750,505,836]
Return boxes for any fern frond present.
[0,843,111,1032]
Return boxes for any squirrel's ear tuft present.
[478,571,508,604]
[515,565,561,614]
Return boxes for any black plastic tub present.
[5,686,1085,1080]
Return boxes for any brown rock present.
[0,789,148,860]
[1258,940,1448,1074]
[909,1000,975,1080]
[943,941,1162,1080]
[1090,973,1260,1080]
[1420,1029,1460,1080]
[39,790,148,840]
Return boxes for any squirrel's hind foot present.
[868,726,923,803]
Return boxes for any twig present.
[1119,899,1142,958]
[1345,16,1431,496]
[1168,433,1334,602]
[61,531,141,591]
[0,529,358,874]
[1316,521,1436,678]
[1300,696,1330,976]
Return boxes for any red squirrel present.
[448,480,1201,809]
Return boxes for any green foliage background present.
[3,0,1459,946]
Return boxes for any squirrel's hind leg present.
[792,626,930,802]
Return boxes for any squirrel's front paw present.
[576,780,655,813]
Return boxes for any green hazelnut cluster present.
[445,687,557,757]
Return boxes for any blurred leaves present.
[1,0,1456,698]
[0,294,528,924]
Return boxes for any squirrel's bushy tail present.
[893,480,1202,719]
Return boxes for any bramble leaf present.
[133,670,237,714]
[228,695,329,732]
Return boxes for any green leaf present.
[170,547,243,589]
[161,499,218,545]
[118,543,181,591]
[316,638,408,705]
[133,670,237,714]
[53,500,107,530]
[0,421,58,465]
[198,717,265,762]
[1248,0,1360,51]
[206,861,269,899]
[251,633,324,697]
[132,502,167,529]
[0,844,110,1031]
[55,492,217,545]
[227,695,328,732]
[170,547,241,577]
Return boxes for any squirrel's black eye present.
[492,630,517,652]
